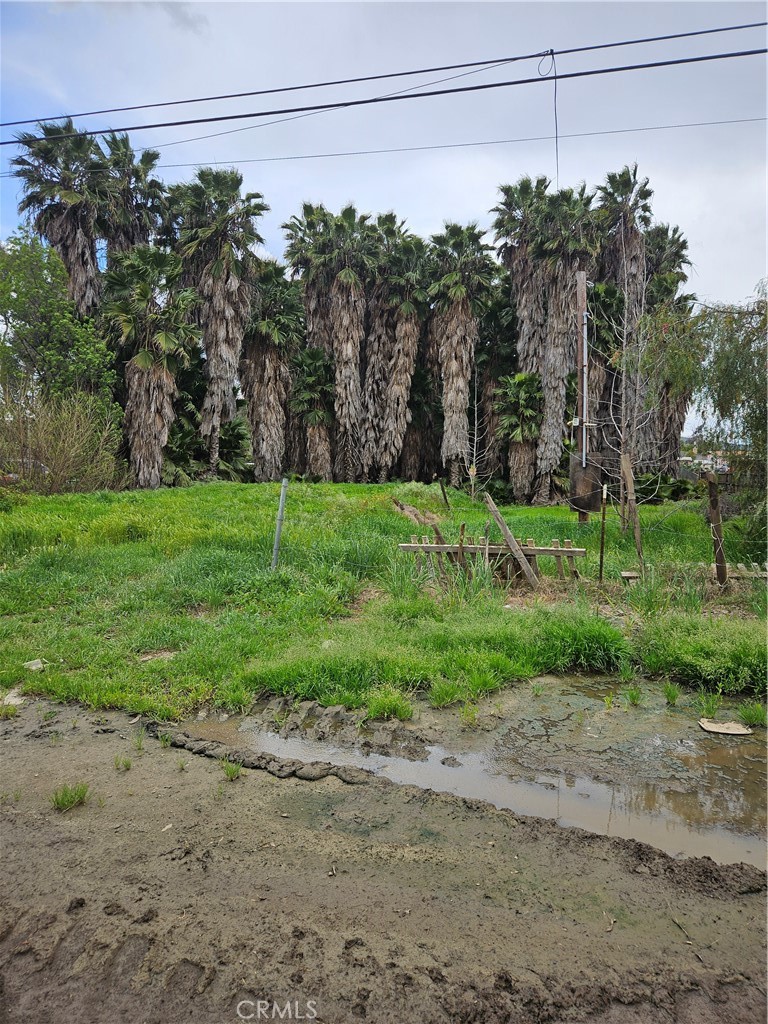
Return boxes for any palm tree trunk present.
[306,422,333,480]
[48,211,102,318]
[199,265,251,475]
[437,298,477,485]
[124,360,175,489]
[376,311,420,481]
[360,286,390,480]
[534,263,576,504]
[240,341,289,482]
[508,441,537,502]
[329,276,365,482]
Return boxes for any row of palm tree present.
[11,118,694,499]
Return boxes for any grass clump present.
[159,732,172,748]
[50,782,89,811]
[697,689,722,719]
[622,684,644,707]
[365,685,413,721]
[114,754,132,772]
[662,681,682,706]
[219,759,243,781]
[738,700,767,728]
[0,704,19,720]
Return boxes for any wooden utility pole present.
[575,271,590,523]
[706,472,728,587]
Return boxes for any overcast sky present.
[0,0,765,307]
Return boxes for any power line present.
[0,116,762,179]
[2,20,764,129]
[2,48,765,147]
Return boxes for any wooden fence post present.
[706,472,729,587]
[482,493,539,589]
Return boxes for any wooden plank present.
[457,523,467,570]
[483,493,539,590]
[552,539,565,580]
[526,538,539,577]
[397,543,587,557]
[620,453,644,567]
[564,539,580,579]
[411,535,423,573]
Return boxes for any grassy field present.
[0,482,765,720]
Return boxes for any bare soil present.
[0,699,765,1024]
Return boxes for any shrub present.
[0,387,124,494]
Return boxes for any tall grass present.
[0,482,764,718]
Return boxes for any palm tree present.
[530,184,600,503]
[103,246,199,488]
[289,347,334,479]
[100,133,165,265]
[176,168,268,475]
[284,203,378,482]
[428,223,494,487]
[12,119,112,317]
[495,372,543,501]
[360,218,428,481]
[240,264,304,481]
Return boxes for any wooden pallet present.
[399,537,586,581]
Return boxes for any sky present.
[0,0,765,311]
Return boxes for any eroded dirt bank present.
[0,699,765,1024]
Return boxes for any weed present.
[365,685,413,721]
[531,682,544,697]
[213,783,225,801]
[603,692,615,711]
[114,755,132,772]
[132,727,146,753]
[623,684,644,707]
[662,681,681,706]
[158,732,172,749]
[49,730,63,745]
[50,783,89,812]
[459,701,479,727]
[70,717,78,729]
[738,700,767,728]
[697,689,722,719]
[618,661,635,684]
[42,709,57,723]
[0,705,18,720]
[177,757,188,772]
[428,679,463,708]
[219,759,243,781]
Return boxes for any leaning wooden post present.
[706,472,728,587]
[620,454,643,569]
[483,493,539,590]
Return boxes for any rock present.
[22,660,44,672]
[266,761,296,779]
[295,763,332,782]
[333,766,370,786]
[2,688,25,706]
[441,756,462,768]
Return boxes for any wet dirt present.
[188,676,767,868]
[0,697,765,1024]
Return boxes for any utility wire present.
[2,20,764,128]
[0,116,762,178]
[2,48,765,147]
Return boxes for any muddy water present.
[186,677,767,868]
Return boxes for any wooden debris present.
[483,493,539,590]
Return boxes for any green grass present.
[219,758,243,781]
[0,482,764,720]
[662,681,682,706]
[738,700,767,728]
[50,782,89,811]
[0,705,18,719]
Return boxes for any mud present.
[0,698,766,1024]
[188,676,767,867]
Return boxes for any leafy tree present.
[695,283,767,486]
[0,230,115,399]
[495,372,544,501]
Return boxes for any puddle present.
[185,678,767,869]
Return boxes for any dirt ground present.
[0,699,765,1024]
